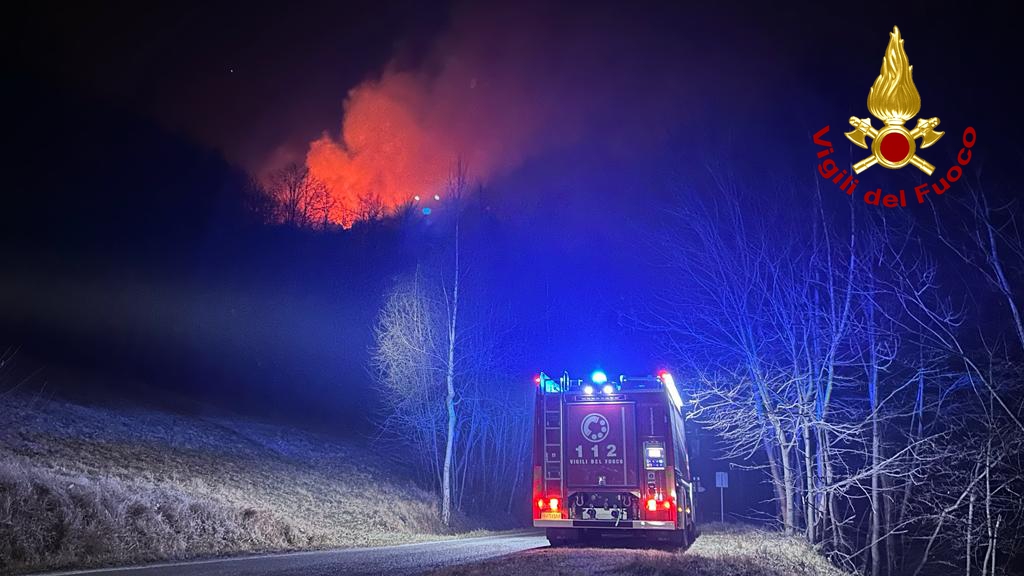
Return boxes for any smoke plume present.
[301,3,691,225]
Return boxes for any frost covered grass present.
[0,396,477,575]
[431,523,850,576]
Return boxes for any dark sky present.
[4,0,1020,427]
[11,0,1014,188]
[12,1,448,171]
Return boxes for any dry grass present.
[430,523,850,576]
[0,397,482,575]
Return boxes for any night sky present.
[3,0,1020,426]
[13,2,1011,178]
[10,1,1015,196]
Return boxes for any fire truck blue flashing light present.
[591,370,608,384]
[583,385,594,395]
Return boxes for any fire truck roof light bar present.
[538,371,681,398]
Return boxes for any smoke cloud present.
[306,54,561,223]
[301,3,694,225]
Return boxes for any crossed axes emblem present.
[845,116,944,175]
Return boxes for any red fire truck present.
[532,370,697,546]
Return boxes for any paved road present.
[45,533,548,576]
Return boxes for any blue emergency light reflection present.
[591,371,607,384]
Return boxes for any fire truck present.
[532,370,697,546]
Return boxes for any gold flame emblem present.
[845,27,943,175]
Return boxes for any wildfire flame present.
[303,64,547,228]
[867,26,921,125]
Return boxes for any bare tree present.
[937,179,1024,352]
[372,160,473,526]
[634,173,1024,576]
[353,193,385,224]
[242,176,278,224]
[635,190,811,534]
[372,271,450,498]
[306,176,335,230]
[266,162,331,228]
[439,225,460,526]
[436,159,471,525]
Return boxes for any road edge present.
[35,530,543,576]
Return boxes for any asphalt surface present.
[44,533,549,576]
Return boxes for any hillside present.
[0,395,476,575]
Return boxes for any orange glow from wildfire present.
[307,73,455,226]
[304,50,565,227]
[257,3,697,228]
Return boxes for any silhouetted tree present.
[636,176,1024,576]
[371,160,530,524]
[266,162,332,228]
[306,176,335,230]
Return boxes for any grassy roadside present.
[0,396,490,575]
[430,523,851,576]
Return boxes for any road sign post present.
[715,471,728,522]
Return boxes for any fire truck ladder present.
[542,383,564,499]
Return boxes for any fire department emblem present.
[845,26,943,175]
[581,413,610,443]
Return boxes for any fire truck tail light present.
[663,500,672,510]
[548,498,560,512]
[646,498,657,512]
[537,498,545,510]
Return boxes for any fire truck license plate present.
[541,512,561,520]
